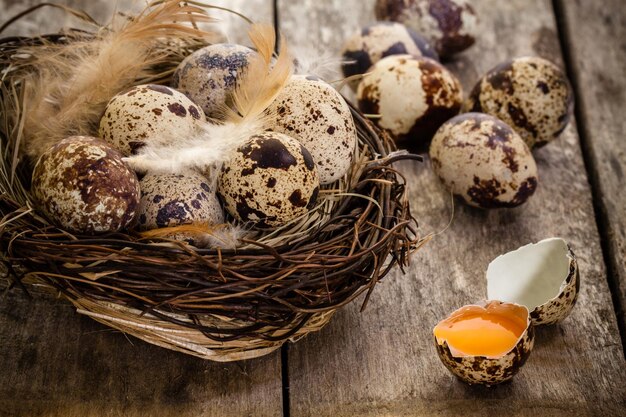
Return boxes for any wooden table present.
[1,0,624,416]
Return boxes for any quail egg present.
[430,113,538,209]
[341,22,438,88]
[31,136,140,234]
[266,75,357,184]
[217,131,320,228]
[172,43,254,119]
[99,84,204,156]
[434,300,534,386]
[136,172,224,233]
[375,0,478,58]
[487,237,580,325]
[465,56,574,149]
[357,55,462,149]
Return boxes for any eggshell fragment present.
[266,75,357,184]
[430,113,538,208]
[31,136,140,234]
[465,56,574,149]
[357,55,462,148]
[375,0,478,58]
[434,301,535,386]
[217,132,320,228]
[172,43,254,119]
[99,84,204,156]
[487,237,580,325]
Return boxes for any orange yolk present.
[434,311,527,357]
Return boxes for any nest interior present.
[0,3,422,361]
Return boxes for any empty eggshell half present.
[434,300,534,386]
[487,237,580,325]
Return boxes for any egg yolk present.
[434,310,527,357]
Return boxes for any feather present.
[139,222,248,249]
[292,43,345,82]
[126,23,294,175]
[19,0,218,161]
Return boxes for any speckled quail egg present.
[172,44,254,119]
[375,0,478,58]
[31,136,140,234]
[357,55,462,149]
[341,22,438,88]
[430,113,538,208]
[99,84,204,156]
[487,237,580,325]
[434,300,534,386]
[136,172,224,233]
[266,75,357,184]
[465,56,574,149]
[218,131,320,228]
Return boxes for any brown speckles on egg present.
[357,55,462,149]
[464,56,574,148]
[218,132,320,228]
[31,136,140,233]
[430,113,538,209]
[266,75,357,185]
[99,84,205,156]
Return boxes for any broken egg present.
[465,56,574,149]
[266,75,357,184]
[375,0,478,58]
[357,55,462,149]
[341,22,438,88]
[172,43,254,119]
[434,301,534,386]
[99,84,204,156]
[217,131,320,228]
[487,238,580,325]
[31,136,140,234]
[429,113,538,209]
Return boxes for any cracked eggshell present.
[341,22,438,88]
[172,44,254,119]
[31,136,140,234]
[487,237,580,325]
[136,172,223,232]
[434,301,534,386]
[99,84,204,156]
[430,113,538,209]
[375,0,478,58]
[358,55,462,149]
[465,56,574,149]
[266,75,357,184]
[217,132,320,228]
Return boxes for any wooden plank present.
[556,0,626,347]
[0,1,283,417]
[277,0,626,415]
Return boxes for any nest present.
[0,2,423,361]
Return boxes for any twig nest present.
[266,75,357,184]
[341,22,438,89]
[465,56,574,149]
[217,132,320,228]
[99,84,204,156]
[434,301,534,386]
[487,238,580,325]
[357,55,462,149]
[172,43,254,118]
[31,136,140,233]
[429,113,538,209]
[136,172,223,233]
[375,0,478,58]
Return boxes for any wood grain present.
[556,0,626,346]
[277,0,626,415]
[0,2,283,417]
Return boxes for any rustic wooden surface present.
[556,0,626,346]
[278,0,626,416]
[1,0,625,416]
